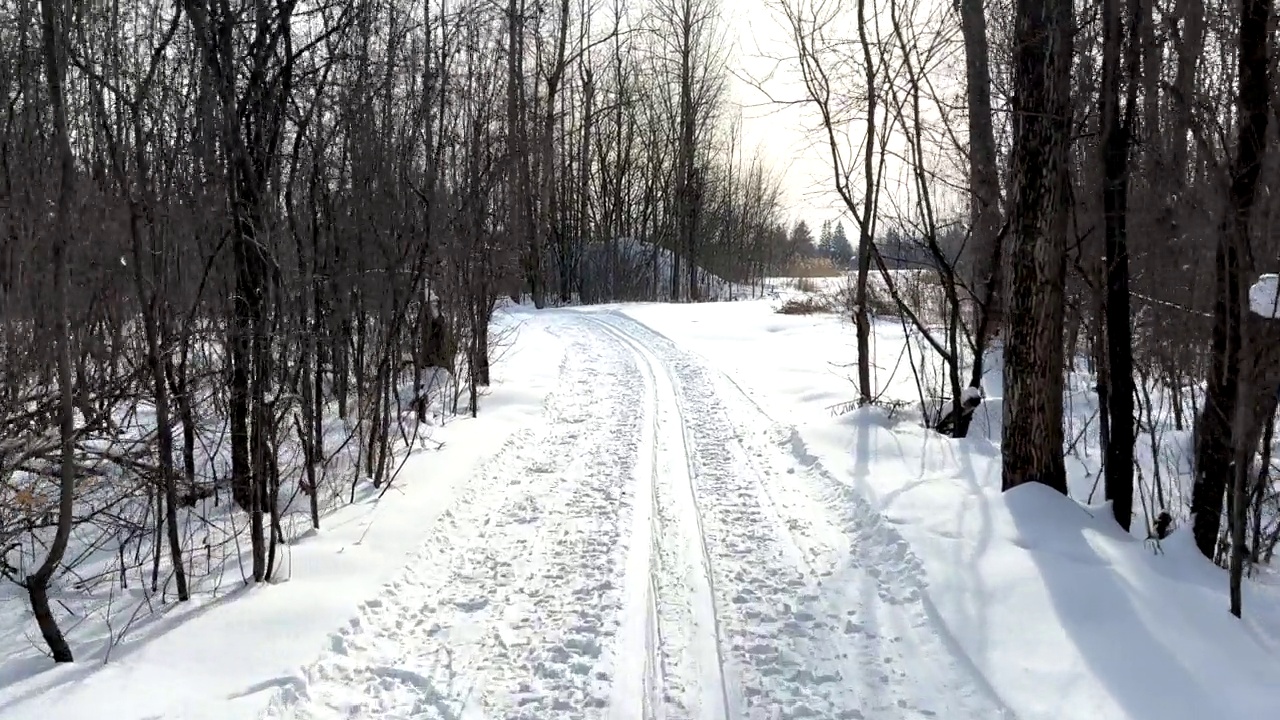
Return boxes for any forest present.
[1,0,1278,671]
[0,0,800,662]
[775,0,1280,622]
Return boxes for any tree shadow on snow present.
[950,439,999,668]
[1004,485,1219,720]
[0,583,252,713]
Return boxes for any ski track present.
[260,310,1010,720]
[591,311,1010,720]
[587,318,728,720]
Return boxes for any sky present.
[722,0,851,231]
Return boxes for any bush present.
[791,277,821,294]
[776,296,832,315]
[838,275,901,319]
[785,257,843,278]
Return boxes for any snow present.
[0,309,568,720]
[1250,273,1280,318]
[3,289,1279,720]
[622,298,1280,720]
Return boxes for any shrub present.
[776,296,831,315]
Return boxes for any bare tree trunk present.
[166,354,198,486]
[1254,407,1276,562]
[1193,0,1271,574]
[1100,0,1138,531]
[783,0,879,406]
[1226,0,1273,616]
[27,0,78,663]
[853,0,876,406]
[957,0,1003,411]
[183,0,294,582]
[678,10,695,303]
[507,0,542,308]
[540,0,571,306]
[1002,0,1072,494]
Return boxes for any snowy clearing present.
[623,298,1280,720]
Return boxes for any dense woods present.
[0,0,799,661]
[779,0,1280,617]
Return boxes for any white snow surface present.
[2,296,1279,720]
[621,300,1280,720]
[1250,273,1280,318]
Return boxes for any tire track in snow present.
[598,310,1013,719]
[596,314,854,718]
[257,309,1012,720]
[260,325,651,720]
[588,317,730,720]
[672,324,1018,718]
[605,319,663,720]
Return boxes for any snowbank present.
[1250,273,1279,318]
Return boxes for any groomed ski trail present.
[589,310,1011,720]
[587,317,729,720]
[260,309,1011,720]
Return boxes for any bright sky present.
[723,0,850,231]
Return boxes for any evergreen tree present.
[830,221,854,266]
[817,220,833,258]
[790,220,815,258]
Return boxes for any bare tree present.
[24,0,79,663]
[1191,0,1273,581]
[779,0,884,405]
[953,0,1003,437]
[1098,0,1139,530]
[1224,0,1274,617]
[1001,0,1072,494]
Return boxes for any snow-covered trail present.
[261,309,1009,720]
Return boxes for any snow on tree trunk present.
[1249,274,1279,318]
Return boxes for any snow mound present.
[1249,273,1279,318]
[578,237,752,302]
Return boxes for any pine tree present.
[830,221,854,266]
[790,220,814,258]
[817,219,833,258]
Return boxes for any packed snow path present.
[261,310,1010,720]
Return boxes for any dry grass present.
[784,257,843,278]
[776,296,833,315]
[777,268,945,321]
[835,276,901,320]
[790,276,821,294]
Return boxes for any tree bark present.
[1192,0,1271,577]
[1227,0,1272,615]
[957,0,1003,421]
[854,0,877,406]
[27,0,78,662]
[507,0,542,307]
[1002,0,1072,494]
[1100,0,1137,531]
